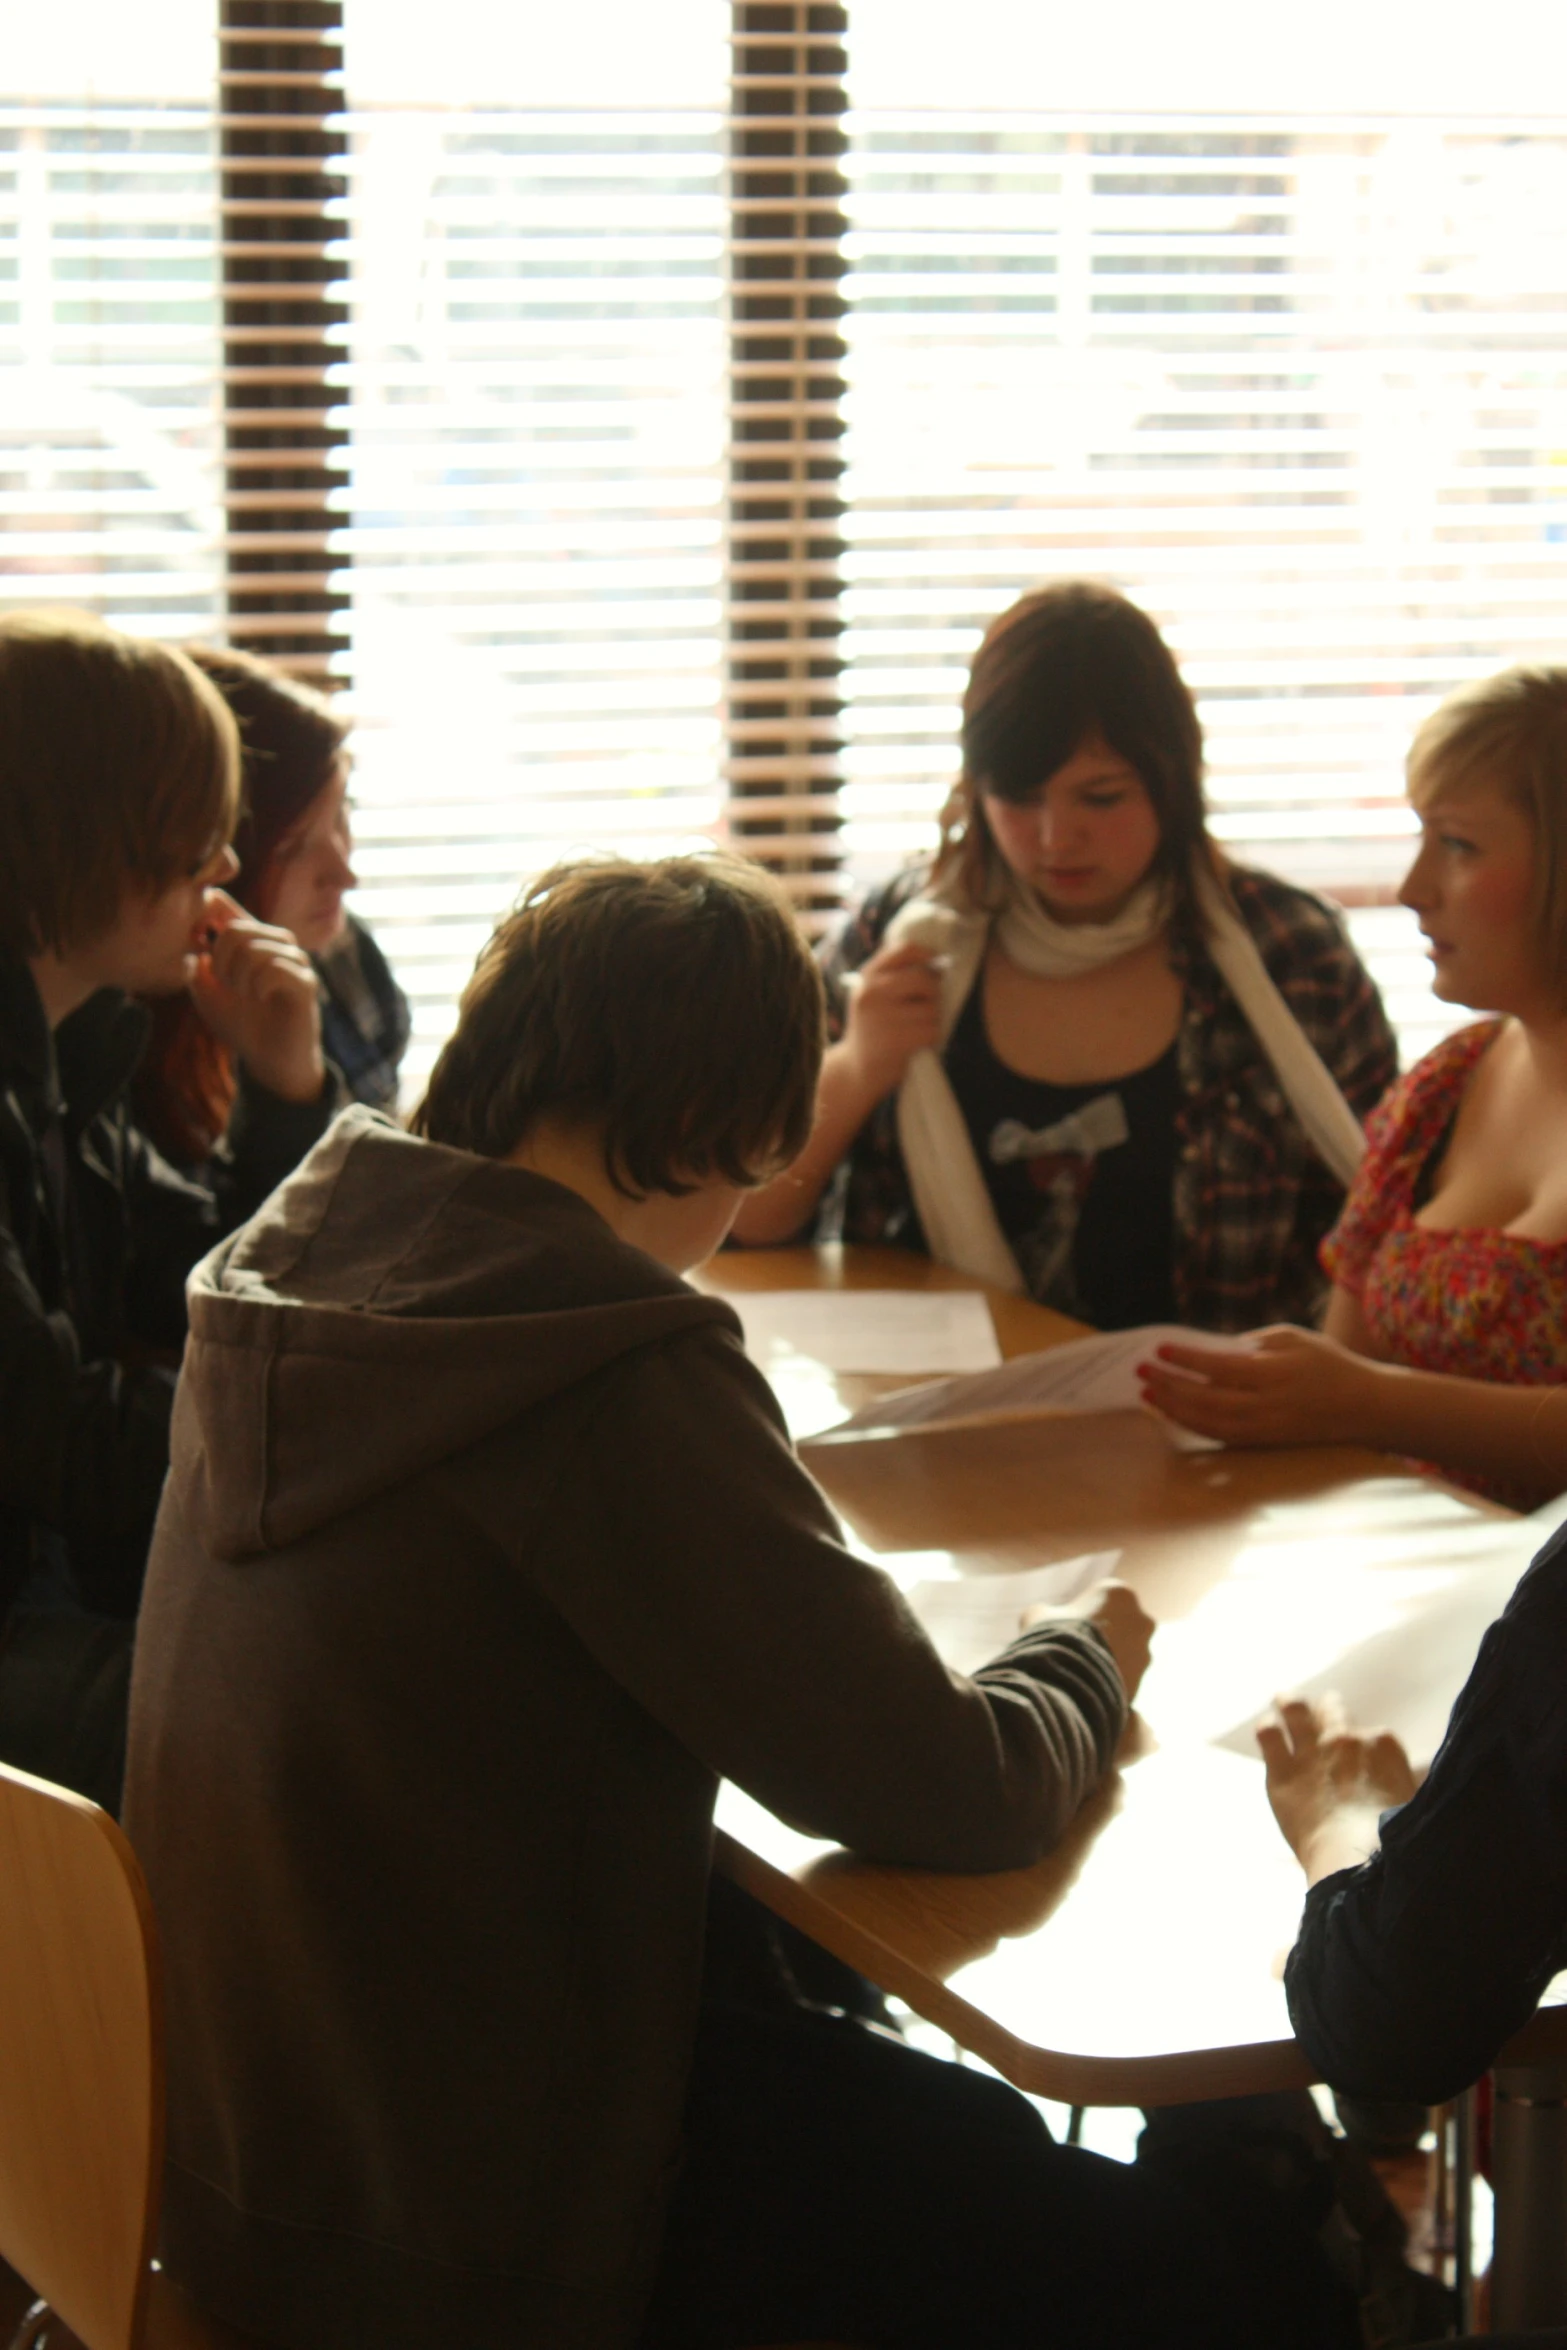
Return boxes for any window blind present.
[218,0,348,679]
[0,20,223,635]
[836,99,1567,1060]
[10,5,1567,1076]
[724,1,848,933]
[333,5,728,1083]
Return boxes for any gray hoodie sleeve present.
[523,1321,1127,1873]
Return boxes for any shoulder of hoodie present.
[200,1105,756,1349]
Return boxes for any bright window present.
[840,0,1567,1063]
[1,6,222,636]
[6,2,1567,1075]
[340,2,729,1081]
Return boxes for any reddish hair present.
[134,647,348,1164]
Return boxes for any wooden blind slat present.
[723,2,849,935]
[219,0,349,676]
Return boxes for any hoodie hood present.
[178,1106,740,1562]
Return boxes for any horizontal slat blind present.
[724,1,848,932]
[0,67,224,633]
[338,79,728,1081]
[839,108,1567,1061]
[218,0,349,677]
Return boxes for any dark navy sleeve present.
[1286,1524,1567,2103]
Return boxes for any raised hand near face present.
[189,888,325,1105]
[838,939,944,1106]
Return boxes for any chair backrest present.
[0,1760,162,2350]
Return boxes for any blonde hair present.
[0,608,241,957]
[1407,666,1567,1000]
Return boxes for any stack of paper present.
[730,1288,1002,1377]
[905,1552,1120,1676]
[811,1323,1237,1446]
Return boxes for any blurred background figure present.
[135,646,410,1165]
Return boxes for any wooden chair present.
[0,1760,259,2350]
[0,1757,862,2350]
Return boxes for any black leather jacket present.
[0,955,335,1623]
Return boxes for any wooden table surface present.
[695,1244,1567,2105]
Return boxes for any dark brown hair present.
[0,608,239,958]
[935,581,1218,954]
[135,644,349,1163]
[1407,665,1567,1003]
[412,853,825,1195]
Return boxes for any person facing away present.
[134,643,410,1168]
[1141,666,1567,1511]
[1258,1519,1567,2350]
[0,608,338,1816]
[733,578,1398,1335]
[124,852,1360,2350]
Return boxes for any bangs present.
[969,676,1105,802]
[0,614,242,956]
[1406,707,1536,821]
[131,657,243,890]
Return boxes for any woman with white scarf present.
[733,582,1397,1333]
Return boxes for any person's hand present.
[1086,1581,1156,1706]
[189,890,325,1105]
[1136,1325,1380,1449]
[835,940,943,1106]
[1024,1580,1156,1707]
[1259,1696,1418,1883]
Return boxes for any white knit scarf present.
[883,865,1366,1296]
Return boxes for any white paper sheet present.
[817,1323,1241,1441]
[730,1288,1002,1376]
[905,1552,1119,1676]
[1211,1542,1537,1769]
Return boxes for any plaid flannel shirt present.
[314,915,412,1117]
[815,863,1398,1334]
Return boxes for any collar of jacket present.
[0,952,152,1137]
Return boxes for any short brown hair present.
[0,608,241,957]
[413,854,825,1195]
[1407,666,1567,1002]
[936,581,1218,957]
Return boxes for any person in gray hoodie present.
[124,854,1322,2350]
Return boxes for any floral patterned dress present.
[1321,1019,1567,1506]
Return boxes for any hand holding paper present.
[819,1323,1233,1445]
[1136,1325,1376,1449]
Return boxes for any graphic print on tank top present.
[989,1093,1130,1308]
[943,980,1180,1328]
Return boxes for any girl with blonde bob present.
[1141,665,1567,1507]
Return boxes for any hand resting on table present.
[1022,1579,1155,1708]
[1260,1694,1419,1888]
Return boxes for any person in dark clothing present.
[135,643,410,1167]
[0,608,338,1810]
[122,852,1366,2350]
[1269,1518,1567,2104]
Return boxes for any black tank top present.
[942,975,1180,1329]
